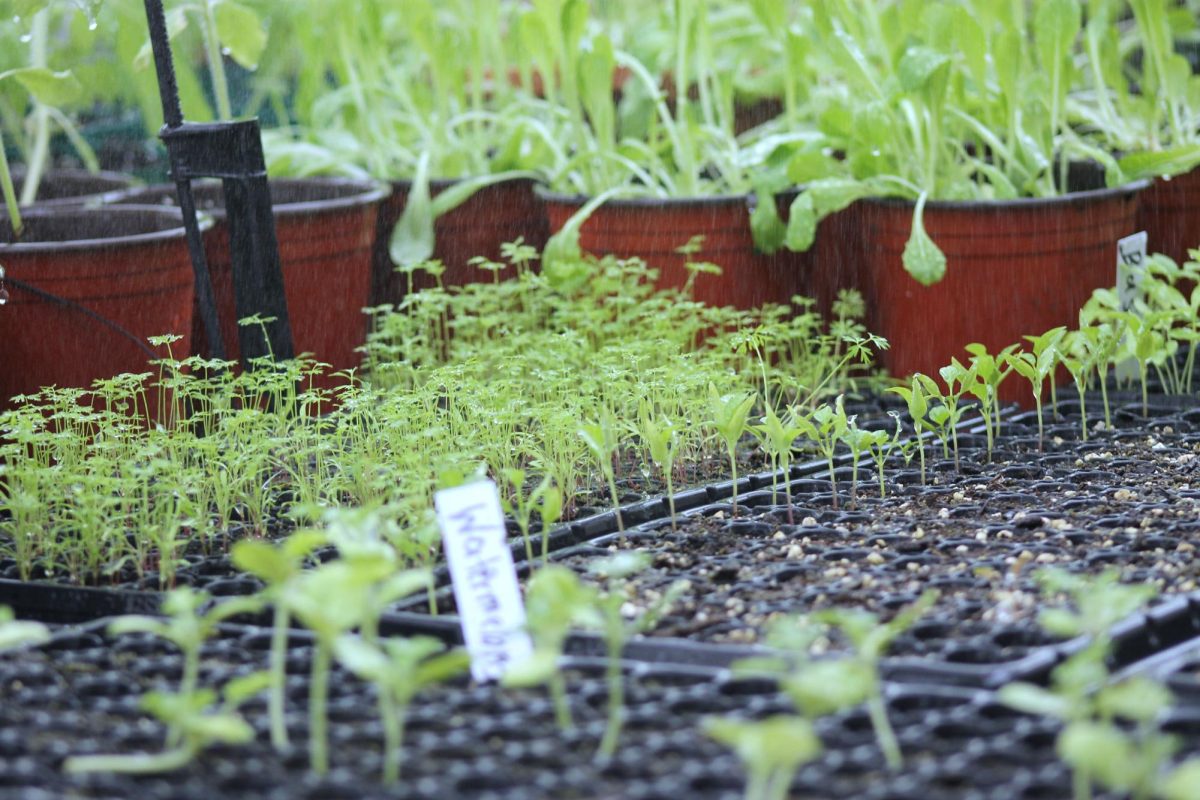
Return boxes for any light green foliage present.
[0,605,48,652]
[794,396,850,510]
[963,342,1017,462]
[708,386,757,516]
[737,591,938,771]
[704,715,822,800]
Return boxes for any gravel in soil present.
[0,622,1187,800]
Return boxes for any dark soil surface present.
[0,622,1184,800]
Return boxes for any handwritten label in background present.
[435,480,532,683]
[1115,231,1149,381]
[1117,231,1148,312]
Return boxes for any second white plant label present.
[435,479,533,683]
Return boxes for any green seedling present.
[586,552,684,762]
[108,588,262,747]
[534,481,563,565]
[999,569,1167,800]
[794,397,850,510]
[839,414,870,509]
[864,413,904,499]
[504,565,601,731]
[634,401,682,530]
[334,634,469,783]
[283,559,430,775]
[1024,327,1068,419]
[708,385,757,517]
[63,680,261,776]
[739,591,939,772]
[1006,343,1059,452]
[888,376,931,484]
[500,468,555,563]
[0,605,48,652]
[751,403,806,524]
[963,343,1016,461]
[703,715,823,800]
[579,407,625,540]
[932,360,976,470]
[230,530,328,751]
[1060,331,1098,441]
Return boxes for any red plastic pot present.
[0,206,204,408]
[371,177,548,306]
[1137,166,1200,265]
[540,192,803,311]
[113,178,388,386]
[858,180,1147,403]
[775,191,865,325]
[12,168,137,207]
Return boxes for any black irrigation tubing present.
[1,275,160,361]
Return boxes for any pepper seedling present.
[708,385,757,517]
[888,376,931,484]
[703,715,823,800]
[751,402,807,523]
[963,343,1016,461]
[794,396,850,510]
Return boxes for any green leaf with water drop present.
[213,1,267,70]
[901,193,946,286]
[3,67,82,107]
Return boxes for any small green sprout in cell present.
[794,396,850,509]
[0,605,48,652]
[751,402,807,523]
[708,385,757,517]
[888,375,931,484]
[634,400,683,530]
[704,715,823,800]
[579,407,625,541]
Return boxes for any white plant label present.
[1115,231,1148,381]
[1117,231,1148,312]
[435,480,532,683]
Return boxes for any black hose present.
[1,275,160,361]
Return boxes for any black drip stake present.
[141,0,293,365]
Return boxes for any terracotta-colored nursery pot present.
[775,191,865,325]
[0,206,204,407]
[12,168,137,207]
[1138,166,1200,266]
[540,192,802,311]
[371,177,548,306]
[113,179,389,384]
[859,180,1148,404]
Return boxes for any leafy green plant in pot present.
[759,0,1147,396]
[536,1,802,312]
[259,0,549,305]
[1073,0,1200,266]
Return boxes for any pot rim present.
[106,177,391,219]
[534,186,752,209]
[10,167,142,208]
[861,178,1151,211]
[388,175,540,192]
[0,205,214,253]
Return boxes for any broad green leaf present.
[186,712,255,744]
[784,192,816,252]
[213,1,267,69]
[998,682,1072,719]
[783,660,872,715]
[704,715,822,771]
[1161,759,1200,800]
[901,194,946,286]
[390,153,434,267]
[1034,0,1081,74]
[1117,145,1200,182]
[5,68,82,106]
[897,46,950,94]
[501,649,560,687]
[750,188,786,254]
[1096,678,1173,723]
[334,635,389,682]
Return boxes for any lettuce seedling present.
[503,565,601,731]
[586,552,684,762]
[704,715,823,800]
[334,634,469,783]
[708,385,757,517]
[231,530,327,751]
